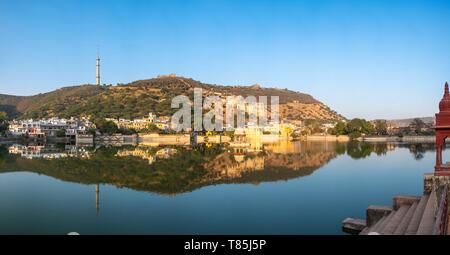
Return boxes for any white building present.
[108,113,156,131]
[8,117,94,137]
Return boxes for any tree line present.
[0,112,8,136]
[330,118,434,138]
[91,117,161,135]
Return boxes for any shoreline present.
[362,135,435,142]
[0,134,437,144]
[303,135,435,143]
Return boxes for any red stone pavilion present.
[435,82,450,175]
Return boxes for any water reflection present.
[8,143,91,159]
[400,143,435,160]
[0,141,438,196]
[342,142,436,161]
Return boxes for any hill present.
[0,76,345,121]
[385,117,435,127]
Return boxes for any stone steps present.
[372,212,394,234]
[381,205,410,234]
[416,189,437,235]
[405,195,429,235]
[361,215,388,235]
[349,191,439,235]
[358,226,371,235]
[361,211,394,235]
[393,202,417,235]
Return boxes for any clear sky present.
[1,0,449,120]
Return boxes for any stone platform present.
[342,173,449,235]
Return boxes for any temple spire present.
[435,81,450,175]
[440,82,450,112]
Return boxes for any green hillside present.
[0,76,344,121]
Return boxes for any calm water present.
[0,141,443,234]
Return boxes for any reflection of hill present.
[0,142,340,195]
[0,147,212,194]
[204,141,338,184]
[2,141,429,195]
[219,151,337,184]
[266,151,336,171]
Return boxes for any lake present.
[0,141,442,234]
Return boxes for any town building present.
[8,117,94,138]
[110,113,156,131]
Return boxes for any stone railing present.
[432,184,449,235]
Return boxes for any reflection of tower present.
[96,51,100,86]
[95,184,100,216]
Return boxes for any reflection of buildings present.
[139,134,191,146]
[8,144,91,159]
[229,128,249,148]
[264,141,302,154]
[115,147,177,165]
[1,140,438,197]
[386,143,396,151]
[155,148,177,159]
[116,148,155,165]
[207,152,265,178]
[263,141,338,171]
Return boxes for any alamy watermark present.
[171,88,279,132]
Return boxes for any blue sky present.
[0,0,449,119]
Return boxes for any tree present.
[56,129,66,137]
[303,119,326,135]
[92,118,118,135]
[347,141,374,159]
[311,124,324,134]
[330,121,346,135]
[329,118,374,138]
[0,146,7,165]
[409,118,426,134]
[87,128,97,135]
[118,128,137,135]
[144,124,160,133]
[346,118,374,138]
[0,111,8,134]
[373,120,388,135]
[409,144,426,160]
